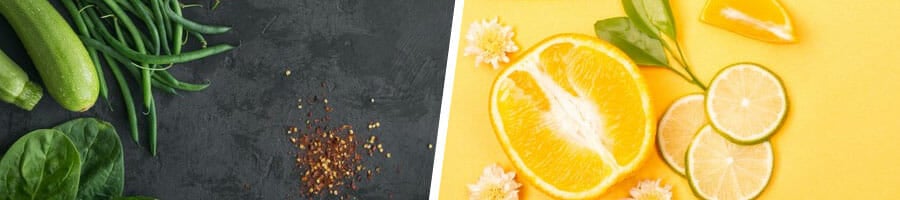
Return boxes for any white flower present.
[468,164,521,200]
[625,179,673,200]
[464,17,519,69]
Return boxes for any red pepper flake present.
[287,86,392,199]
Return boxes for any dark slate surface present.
[0,0,453,199]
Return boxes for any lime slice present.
[705,63,787,144]
[686,125,774,200]
[657,93,707,175]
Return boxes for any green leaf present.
[54,118,125,200]
[0,129,82,200]
[622,0,678,40]
[595,17,669,67]
[113,196,159,200]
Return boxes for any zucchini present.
[0,0,99,112]
[0,49,42,110]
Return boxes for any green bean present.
[154,70,183,87]
[115,0,135,12]
[91,26,233,65]
[113,17,125,41]
[84,11,140,68]
[97,0,152,111]
[170,0,183,54]
[153,71,209,91]
[85,8,165,130]
[122,0,161,55]
[84,0,116,13]
[86,0,158,54]
[144,85,155,155]
[64,0,233,155]
[121,64,178,94]
[162,0,231,34]
[101,0,161,152]
[105,21,181,95]
[211,0,221,11]
[104,54,139,143]
[81,37,133,65]
[132,70,179,94]
[149,98,158,156]
[181,3,203,9]
[92,0,140,142]
[82,12,232,66]
[152,80,178,94]
[189,31,207,48]
[151,80,181,94]
[155,70,178,83]
[151,0,171,55]
[150,73,176,87]
[79,36,179,95]
[173,81,209,91]
[104,11,158,64]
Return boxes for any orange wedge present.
[700,0,797,43]
[489,34,655,199]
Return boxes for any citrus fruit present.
[686,125,774,200]
[705,63,787,144]
[657,93,707,175]
[700,0,797,43]
[488,34,654,199]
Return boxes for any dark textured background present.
[0,0,452,199]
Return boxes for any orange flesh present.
[494,41,648,192]
[701,0,796,43]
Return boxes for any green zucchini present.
[0,0,99,112]
[0,49,42,110]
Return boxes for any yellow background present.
[437,0,900,199]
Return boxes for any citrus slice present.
[657,94,707,175]
[700,0,797,43]
[686,125,774,200]
[705,63,787,144]
[488,34,654,199]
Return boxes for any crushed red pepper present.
[287,82,390,199]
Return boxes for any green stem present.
[661,44,695,84]
[672,40,707,90]
[661,37,707,90]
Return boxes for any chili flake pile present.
[287,82,390,199]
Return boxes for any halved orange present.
[700,0,797,43]
[488,34,655,199]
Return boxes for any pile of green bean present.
[60,0,233,156]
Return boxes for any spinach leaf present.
[55,118,125,200]
[0,129,81,200]
[622,0,677,40]
[595,17,669,67]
